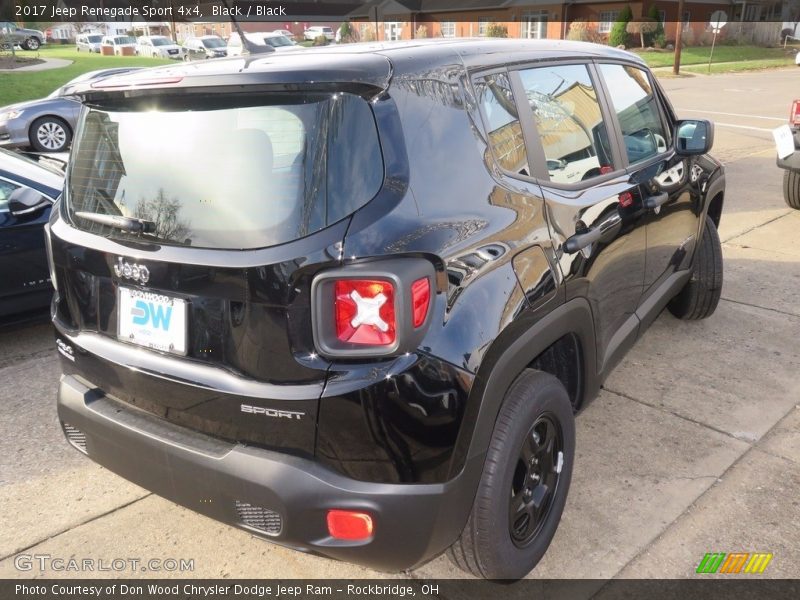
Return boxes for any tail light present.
[791,100,800,126]
[335,279,396,345]
[326,510,373,541]
[311,259,436,358]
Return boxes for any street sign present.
[707,12,728,73]
[710,11,728,33]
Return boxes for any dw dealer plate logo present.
[696,552,773,574]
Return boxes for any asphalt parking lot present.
[0,68,798,583]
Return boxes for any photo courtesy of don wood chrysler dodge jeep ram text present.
[47,39,724,579]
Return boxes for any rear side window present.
[518,64,614,186]
[67,93,384,249]
[598,64,669,165]
[474,73,530,176]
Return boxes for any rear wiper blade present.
[75,211,156,234]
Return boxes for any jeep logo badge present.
[114,257,150,284]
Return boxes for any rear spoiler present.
[75,53,393,103]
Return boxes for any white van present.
[227,32,304,57]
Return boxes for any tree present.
[627,17,658,48]
[609,5,633,47]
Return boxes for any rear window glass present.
[66,93,384,249]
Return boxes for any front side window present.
[599,64,669,165]
[0,179,20,213]
[519,64,614,185]
[475,73,529,176]
[67,93,384,249]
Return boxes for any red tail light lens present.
[327,510,374,541]
[791,99,800,126]
[618,191,634,208]
[334,279,396,345]
[411,277,430,328]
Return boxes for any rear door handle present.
[563,213,622,254]
[643,191,670,210]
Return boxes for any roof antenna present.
[221,0,274,55]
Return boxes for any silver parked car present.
[0,21,45,50]
[0,68,142,152]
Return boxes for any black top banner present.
[1,0,797,23]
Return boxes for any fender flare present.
[449,297,598,479]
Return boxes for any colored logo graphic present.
[131,300,173,331]
[696,552,773,574]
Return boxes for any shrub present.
[415,25,428,39]
[362,26,376,42]
[680,27,696,47]
[567,19,603,43]
[313,34,329,46]
[653,32,666,48]
[338,21,358,43]
[485,23,508,38]
[647,3,665,42]
[609,5,633,47]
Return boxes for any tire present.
[25,37,40,51]
[783,170,800,210]
[29,117,71,153]
[448,370,575,579]
[668,215,723,320]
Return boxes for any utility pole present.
[673,0,685,75]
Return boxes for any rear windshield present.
[87,35,102,43]
[66,93,384,249]
[202,38,225,48]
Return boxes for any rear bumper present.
[57,374,481,572]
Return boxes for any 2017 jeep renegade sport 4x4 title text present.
[49,39,724,579]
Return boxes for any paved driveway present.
[0,68,798,583]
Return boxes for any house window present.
[440,21,456,38]
[384,22,402,41]
[478,17,495,37]
[521,10,548,39]
[599,11,619,34]
[682,11,691,31]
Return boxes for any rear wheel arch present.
[452,298,598,479]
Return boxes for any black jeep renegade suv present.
[49,39,725,579]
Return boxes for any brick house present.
[348,0,784,43]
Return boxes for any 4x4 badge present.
[114,257,150,285]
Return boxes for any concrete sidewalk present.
[0,58,72,72]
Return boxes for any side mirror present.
[9,187,50,218]
[675,119,714,156]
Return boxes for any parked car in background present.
[136,35,182,59]
[76,33,103,53]
[182,35,227,60]
[227,32,304,56]
[776,99,800,209]
[101,35,137,56]
[0,68,143,152]
[0,21,45,50]
[51,39,723,579]
[0,148,62,317]
[303,26,334,41]
[271,29,297,42]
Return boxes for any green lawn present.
[635,45,795,69]
[0,45,173,107]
